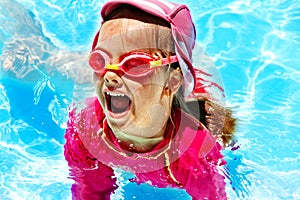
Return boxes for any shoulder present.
[173,108,224,163]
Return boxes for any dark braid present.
[172,88,236,147]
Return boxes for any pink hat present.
[93,0,224,100]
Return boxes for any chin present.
[106,109,133,130]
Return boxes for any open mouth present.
[105,92,132,114]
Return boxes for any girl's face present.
[93,19,181,141]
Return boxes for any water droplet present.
[159,173,167,182]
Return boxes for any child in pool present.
[64,0,236,199]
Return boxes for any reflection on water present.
[0,0,299,199]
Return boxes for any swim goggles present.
[89,49,178,77]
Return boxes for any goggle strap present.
[150,55,178,68]
[168,55,178,64]
[161,56,178,65]
[150,60,163,68]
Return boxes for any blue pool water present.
[1,0,300,199]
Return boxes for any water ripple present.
[0,142,72,199]
[1,0,300,199]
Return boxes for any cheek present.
[133,84,165,111]
[93,73,103,89]
[94,78,105,103]
[124,74,166,106]
[126,79,161,102]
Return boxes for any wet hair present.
[103,4,170,27]
[172,86,236,147]
[103,4,236,147]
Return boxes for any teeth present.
[106,92,125,97]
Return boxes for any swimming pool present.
[1,0,299,199]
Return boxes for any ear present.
[166,69,183,95]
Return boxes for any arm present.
[67,163,117,200]
[64,99,117,200]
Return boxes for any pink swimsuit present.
[64,98,227,199]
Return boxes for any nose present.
[104,71,122,88]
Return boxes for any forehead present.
[96,19,174,56]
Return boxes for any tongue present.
[111,96,130,112]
